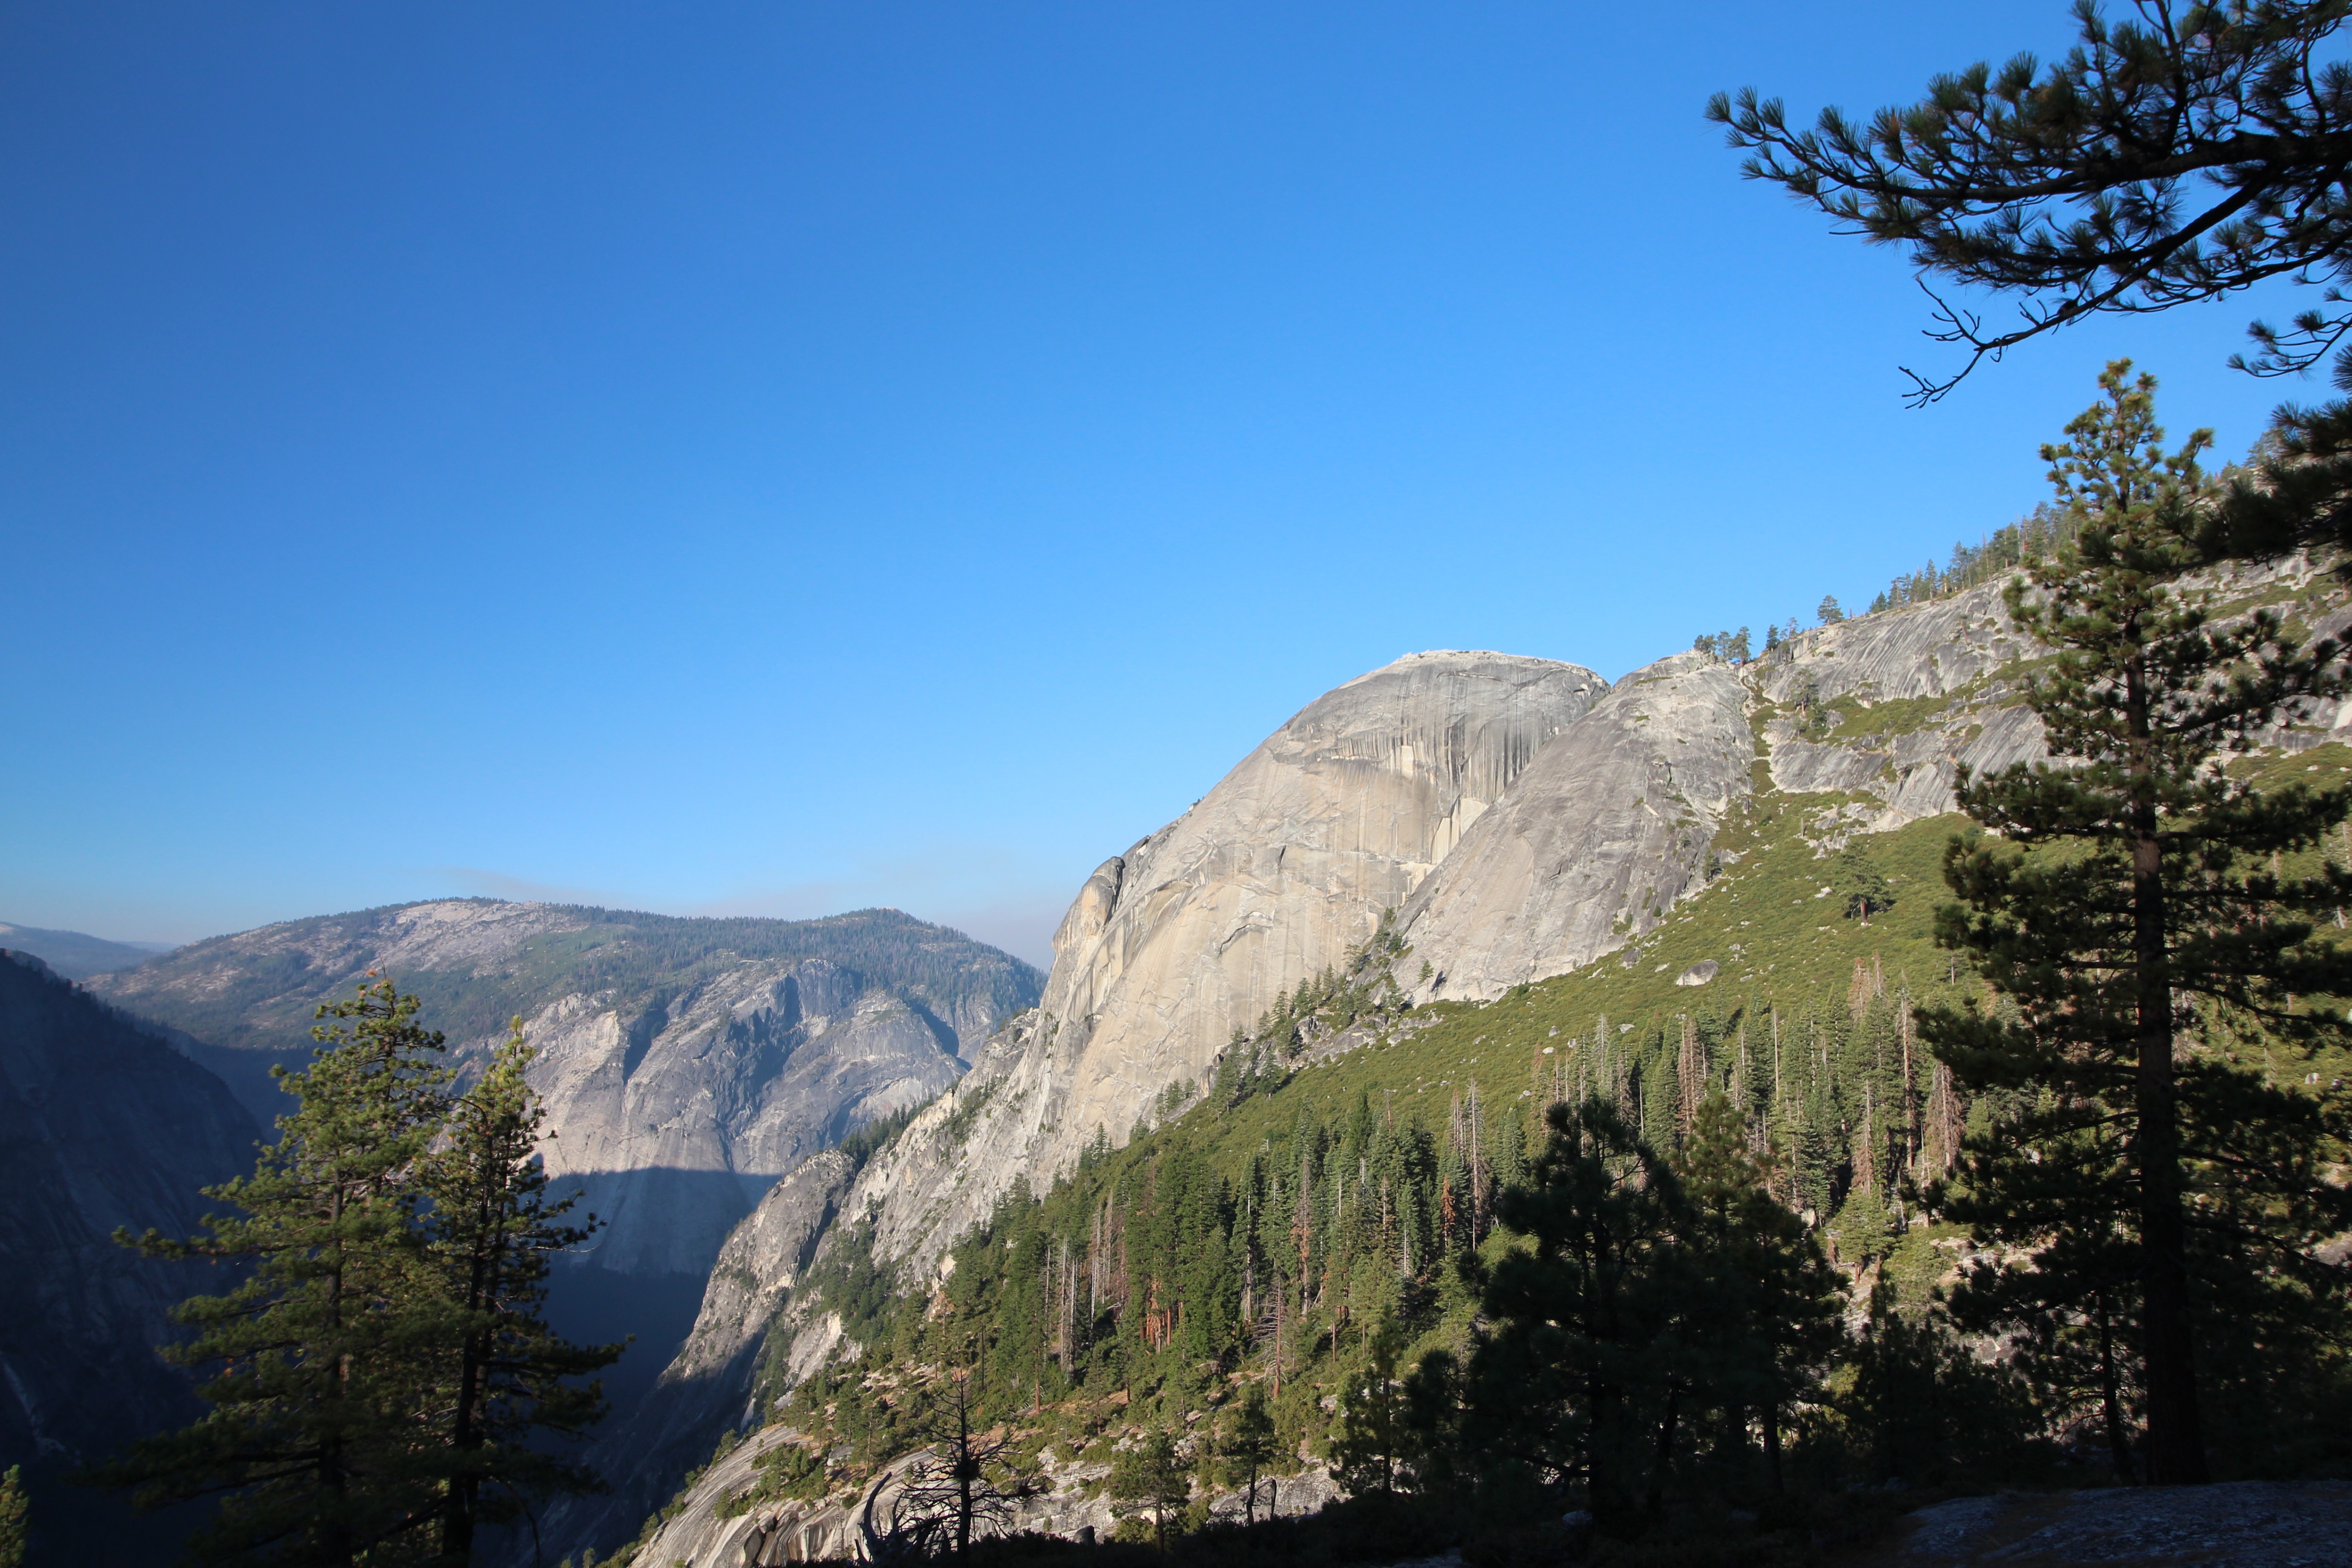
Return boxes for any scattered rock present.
[1901,1481,2352,1567]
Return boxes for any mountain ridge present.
[584,553,2352,1567]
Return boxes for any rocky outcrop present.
[1747,581,2046,837]
[825,651,1606,1280]
[1395,652,1753,1002]
[0,949,260,1559]
[92,901,1036,1285]
[632,1422,1344,1568]
[94,899,1040,1482]
[588,563,2352,1567]
[1748,554,2352,838]
[517,960,962,1279]
[545,1150,861,1559]
[1903,1480,2352,1567]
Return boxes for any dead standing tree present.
[889,1374,1041,1563]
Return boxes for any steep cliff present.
[0,949,259,1559]
[1395,651,1754,1002]
[93,901,1035,1284]
[594,561,2352,1568]
[827,651,1604,1281]
[543,1149,862,1557]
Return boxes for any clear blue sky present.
[1,2,2326,967]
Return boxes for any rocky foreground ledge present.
[1898,1482,2352,1567]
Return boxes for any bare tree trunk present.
[2127,663,2206,1485]
[2096,1292,2136,1485]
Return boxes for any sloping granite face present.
[542,1149,860,1560]
[516,960,962,1278]
[92,901,1035,1284]
[1746,554,2352,836]
[0,950,259,1558]
[837,651,1607,1280]
[1747,581,2047,836]
[1395,651,1755,1002]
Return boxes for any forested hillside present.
[619,579,2352,1566]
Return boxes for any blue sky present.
[2,2,2328,967]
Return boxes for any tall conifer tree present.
[420,1023,618,1563]
[91,978,453,1565]
[1923,363,2352,1483]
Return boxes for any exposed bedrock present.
[840,650,1607,1279]
[542,1149,860,1560]
[1396,651,1755,1001]
[91,901,1022,1284]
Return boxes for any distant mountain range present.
[0,922,174,981]
[85,899,1044,1422]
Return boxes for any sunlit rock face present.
[839,650,1608,1278]
[1748,580,2047,832]
[1396,651,1755,1002]
[90,900,1037,1283]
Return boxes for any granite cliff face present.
[0,949,260,1559]
[543,1149,862,1557]
[1395,651,1755,1002]
[825,651,1605,1279]
[1750,580,2047,835]
[93,901,1035,1286]
[585,562,2352,1568]
[743,601,2066,1326]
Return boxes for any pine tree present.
[1674,1093,1841,1495]
[89,977,454,1565]
[1455,1099,1692,1531]
[892,1374,1038,1564]
[1710,2,2352,405]
[1923,363,2352,1484]
[1838,845,1894,924]
[1215,1384,1279,1524]
[420,1021,619,1562]
[1329,1317,1411,1495]
[1106,1426,1189,1550]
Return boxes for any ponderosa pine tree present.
[1330,1317,1412,1496]
[1106,1426,1189,1550]
[1710,1,2352,405]
[1922,362,2352,1484]
[90,977,454,1564]
[420,1023,619,1563]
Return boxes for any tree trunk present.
[323,1206,353,1568]
[1647,1382,1680,1521]
[2126,662,2207,1485]
[2096,1293,2136,1485]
